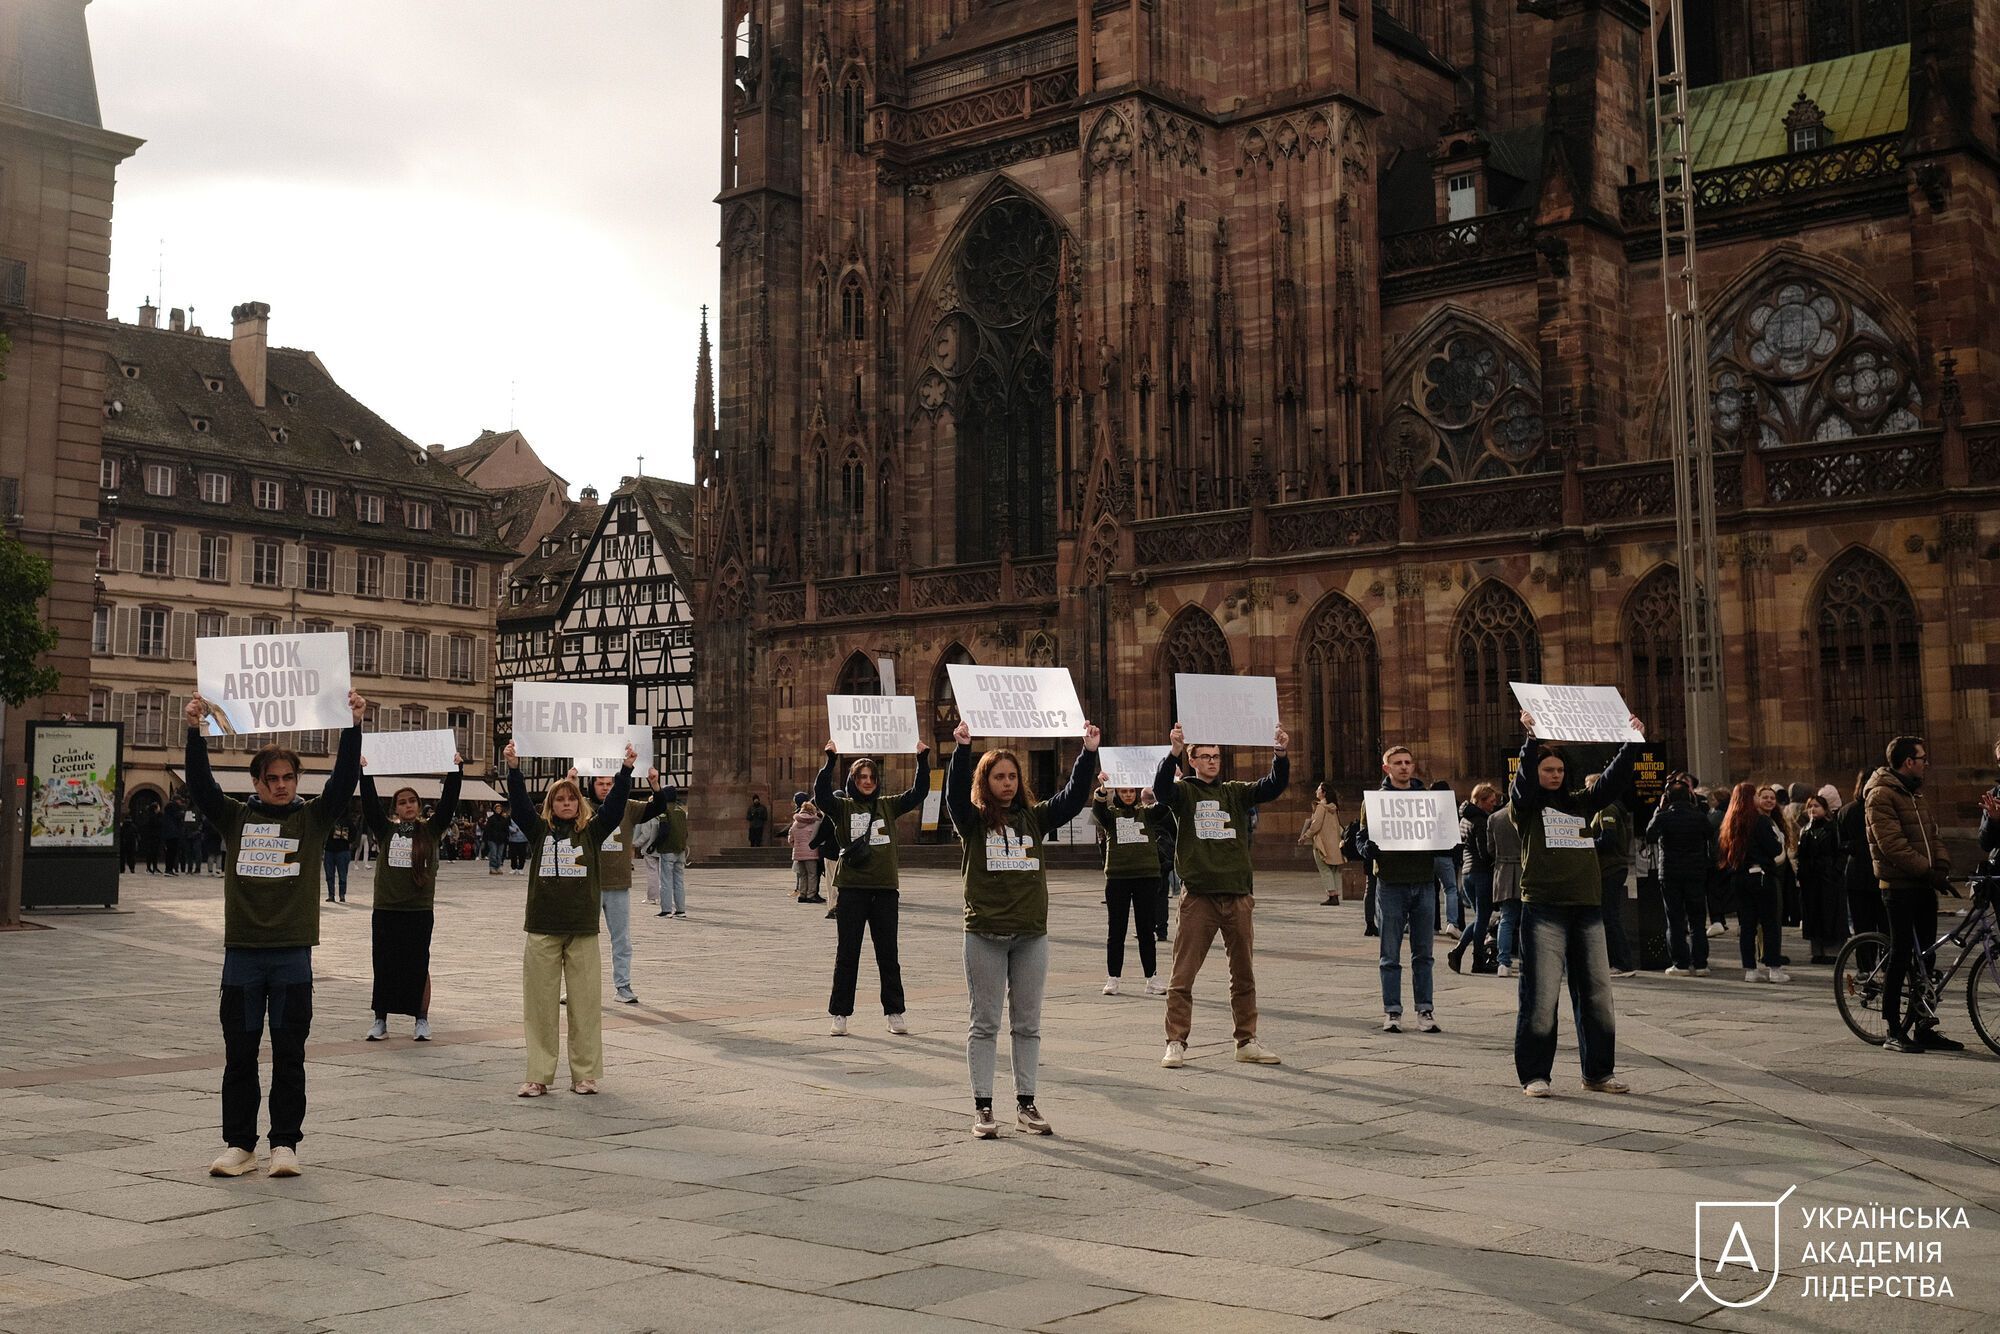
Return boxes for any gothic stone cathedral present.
[691,0,2000,848]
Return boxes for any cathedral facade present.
[691,0,2000,846]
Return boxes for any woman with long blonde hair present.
[944,718,1100,1139]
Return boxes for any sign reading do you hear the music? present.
[946,665,1085,738]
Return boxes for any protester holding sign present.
[1155,721,1289,1069]
[1509,707,1643,1098]
[1092,781,1170,996]
[583,767,674,1002]
[357,755,463,1042]
[183,687,366,1181]
[503,739,634,1097]
[1359,747,1448,1034]
[945,719,1100,1138]
[815,737,932,1037]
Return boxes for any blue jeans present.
[1462,869,1493,952]
[1496,899,1522,967]
[1434,855,1462,930]
[322,849,351,897]
[656,852,687,913]
[486,839,506,870]
[1377,880,1434,1016]
[1514,903,1616,1085]
[601,889,633,998]
[219,946,313,1150]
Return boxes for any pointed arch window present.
[840,70,867,154]
[1623,567,1686,764]
[840,273,867,341]
[841,449,866,519]
[1815,549,1923,772]
[1381,315,1547,486]
[1299,593,1381,789]
[834,651,880,697]
[812,266,830,341]
[1456,582,1542,774]
[1160,607,1232,725]
[931,644,975,745]
[813,71,831,145]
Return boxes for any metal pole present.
[1651,0,1729,785]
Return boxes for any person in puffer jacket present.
[1865,735,1959,1054]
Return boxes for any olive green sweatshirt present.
[358,770,462,912]
[1151,750,1290,895]
[946,743,1096,935]
[508,765,630,935]
[592,788,670,890]
[1093,795,1167,879]
[813,749,931,892]
[1509,731,1638,907]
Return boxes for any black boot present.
[1447,941,1467,974]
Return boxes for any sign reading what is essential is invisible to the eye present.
[1509,683,1646,744]
[195,633,353,736]
[578,725,656,778]
[946,665,1085,738]
[361,729,458,777]
[1098,745,1172,791]
[826,695,921,754]
[508,681,630,759]
[1362,789,1461,852]
[1175,673,1280,747]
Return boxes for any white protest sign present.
[1362,789,1460,851]
[1099,745,1171,791]
[826,695,921,754]
[578,725,654,778]
[1510,683,1645,743]
[946,665,1085,738]
[362,729,457,776]
[195,633,353,736]
[509,681,629,759]
[1175,673,1279,747]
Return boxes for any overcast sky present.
[90,0,718,495]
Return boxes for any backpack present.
[631,817,662,857]
[1338,819,1365,863]
[810,814,843,862]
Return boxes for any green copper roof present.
[1677,43,1908,172]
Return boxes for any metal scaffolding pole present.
[1650,0,1730,784]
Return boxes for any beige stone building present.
[90,302,515,808]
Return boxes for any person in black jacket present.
[1447,785,1499,974]
[1980,738,2000,877]
[1839,771,1886,936]
[1645,775,1713,976]
[1719,781,1787,983]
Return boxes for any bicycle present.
[1834,877,2000,1055]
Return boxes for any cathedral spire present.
[694,304,715,448]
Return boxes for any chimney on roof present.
[169,307,185,332]
[138,300,157,329]
[230,302,271,408]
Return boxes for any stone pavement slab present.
[1,862,1997,1330]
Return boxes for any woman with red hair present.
[1719,781,1787,983]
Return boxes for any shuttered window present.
[142,529,171,575]
[251,540,282,587]
[402,630,428,679]
[357,553,382,598]
[198,534,229,582]
[353,625,381,675]
[138,608,168,658]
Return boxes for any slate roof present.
[497,476,694,630]
[1675,43,1908,172]
[2,0,102,127]
[491,481,558,553]
[99,319,512,558]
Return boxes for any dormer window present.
[202,374,224,393]
[538,537,557,558]
[451,506,476,537]
[1446,172,1478,222]
[569,533,583,553]
[1790,124,1826,153]
[200,471,230,504]
[118,362,140,380]
[307,485,334,518]
[254,479,283,511]
[280,390,299,408]
[188,414,211,434]
[1783,92,1831,156]
[510,582,526,605]
[404,501,432,530]
[267,425,289,445]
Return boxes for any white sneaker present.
[886,1013,909,1035]
[1706,921,1726,938]
[1522,1079,1552,1098]
[1664,965,1690,977]
[1745,968,1763,982]
[413,1018,431,1041]
[1439,924,1461,940]
[267,1146,301,1178]
[1495,964,1512,978]
[1144,976,1167,996]
[1382,1013,1402,1033]
[1765,967,1790,984]
[1610,968,1637,978]
[1102,977,1120,995]
[1160,1041,1187,1068]
[829,1015,848,1037]
[364,1018,388,1041]
[1416,1011,1441,1034]
[1234,1039,1281,1064]
[208,1146,258,1177]
[1693,967,1710,976]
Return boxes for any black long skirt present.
[371,909,434,1017]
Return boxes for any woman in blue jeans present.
[1488,802,1523,975]
[1509,707,1643,1098]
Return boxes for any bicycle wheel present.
[1966,947,2000,1058]
[1834,932,1891,1045]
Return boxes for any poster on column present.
[1098,745,1172,791]
[195,632,353,735]
[945,665,1085,738]
[362,729,458,776]
[1509,683,1645,743]
[509,681,630,760]
[1175,673,1280,747]
[825,695,921,754]
[1361,790,1460,851]
[579,726,656,777]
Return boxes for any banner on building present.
[1361,789,1459,852]
[509,681,630,759]
[1175,673,1280,747]
[362,729,458,777]
[195,632,353,735]
[1098,745,1172,791]
[945,665,1085,738]
[826,695,921,755]
[1509,683,1645,743]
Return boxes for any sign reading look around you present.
[1361,789,1460,851]
[826,695,921,754]
[1509,683,1645,744]
[945,665,1085,738]
[195,632,353,735]
[1175,673,1280,747]
[509,681,630,760]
